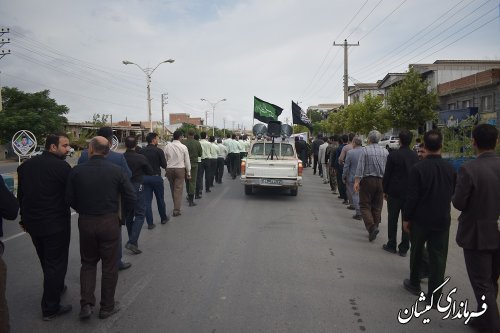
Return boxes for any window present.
[448,102,456,110]
[461,100,471,108]
[481,95,492,111]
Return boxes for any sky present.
[1,0,499,131]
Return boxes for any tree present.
[90,113,109,127]
[0,87,69,143]
[386,68,438,130]
[326,109,349,134]
[345,94,391,135]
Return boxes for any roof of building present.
[438,68,500,96]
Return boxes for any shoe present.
[346,205,355,210]
[118,262,131,271]
[398,251,407,257]
[125,243,142,254]
[173,211,181,217]
[99,302,120,319]
[368,227,379,242]
[342,200,349,205]
[189,201,197,207]
[205,189,211,193]
[382,244,397,254]
[323,180,328,184]
[161,217,169,224]
[43,304,72,321]
[403,278,421,296]
[352,214,362,220]
[338,195,342,199]
[195,194,202,199]
[147,224,156,230]
[79,304,93,320]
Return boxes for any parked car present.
[379,136,399,150]
[31,146,45,157]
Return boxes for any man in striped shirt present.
[354,130,389,242]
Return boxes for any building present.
[437,68,500,127]
[169,113,203,126]
[348,82,384,104]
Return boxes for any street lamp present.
[200,98,227,136]
[122,59,175,131]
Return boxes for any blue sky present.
[1,0,499,130]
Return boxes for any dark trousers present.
[126,183,146,246]
[313,154,319,173]
[336,168,346,199]
[30,228,70,316]
[386,195,410,254]
[78,214,119,311]
[359,177,384,232]
[463,248,500,332]
[0,256,9,333]
[208,159,217,187]
[229,153,239,179]
[409,224,449,300]
[143,175,167,225]
[187,163,198,195]
[196,159,209,194]
[215,157,225,183]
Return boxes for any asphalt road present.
[1,168,487,332]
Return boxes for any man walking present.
[139,132,168,229]
[312,135,324,176]
[343,136,363,220]
[17,134,73,321]
[402,130,456,305]
[78,127,132,271]
[164,131,191,217]
[354,130,388,242]
[182,130,202,206]
[67,136,136,320]
[318,138,329,184]
[335,135,348,204]
[196,132,211,196]
[208,136,218,188]
[215,138,228,184]
[123,136,153,254]
[382,130,419,257]
[452,124,500,332]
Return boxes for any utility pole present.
[223,118,226,137]
[161,92,168,138]
[0,28,11,112]
[333,39,359,107]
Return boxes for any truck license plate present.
[262,179,282,185]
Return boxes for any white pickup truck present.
[240,140,303,196]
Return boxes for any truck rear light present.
[298,161,303,176]
[241,160,246,175]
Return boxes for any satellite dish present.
[252,123,267,136]
[281,124,293,137]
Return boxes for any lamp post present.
[122,59,174,132]
[200,98,226,136]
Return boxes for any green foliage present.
[90,113,109,127]
[326,108,348,134]
[441,115,477,157]
[386,68,438,130]
[0,87,69,143]
[293,124,309,134]
[345,94,390,135]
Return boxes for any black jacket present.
[17,151,72,237]
[124,149,154,183]
[139,144,166,175]
[382,146,419,199]
[66,156,136,217]
[312,139,324,156]
[0,175,19,237]
[403,155,456,231]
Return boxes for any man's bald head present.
[89,136,110,157]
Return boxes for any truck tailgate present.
[246,159,298,178]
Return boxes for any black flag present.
[292,101,313,133]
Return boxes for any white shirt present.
[164,140,191,176]
[217,143,228,159]
[200,139,212,159]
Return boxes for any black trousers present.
[229,153,239,179]
[30,228,70,316]
[208,159,217,187]
[463,248,500,332]
[386,195,410,254]
[196,159,209,194]
[313,154,319,173]
[215,157,225,183]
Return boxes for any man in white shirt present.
[197,132,212,195]
[216,138,228,184]
[164,131,191,217]
[318,138,330,184]
[208,136,219,188]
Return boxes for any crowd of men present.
[310,125,499,332]
[0,127,251,331]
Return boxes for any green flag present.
[253,96,283,124]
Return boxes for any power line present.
[346,0,384,40]
[358,0,407,41]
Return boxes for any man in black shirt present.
[382,130,419,257]
[312,135,324,175]
[66,136,136,320]
[123,136,153,254]
[402,130,456,304]
[17,133,72,321]
[139,133,169,228]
